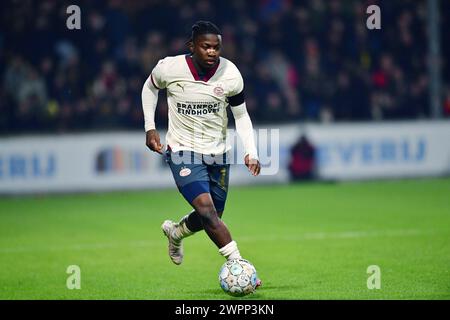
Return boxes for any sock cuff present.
[180,215,195,236]
[219,240,237,257]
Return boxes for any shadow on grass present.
[185,283,307,300]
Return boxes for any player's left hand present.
[245,155,261,176]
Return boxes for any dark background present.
[1,0,448,134]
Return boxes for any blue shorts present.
[164,148,230,212]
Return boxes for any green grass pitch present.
[0,178,449,299]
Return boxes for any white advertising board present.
[1,121,449,194]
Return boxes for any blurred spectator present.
[0,0,448,135]
[444,87,450,117]
[18,68,47,106]
[288,134,316,181]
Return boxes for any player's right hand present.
[245,154,261,176]
[146,129,164,154]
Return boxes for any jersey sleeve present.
[150,58,168,89]
[227,66,245,106]
[228,66,244,97]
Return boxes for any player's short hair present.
[189,21,222,43]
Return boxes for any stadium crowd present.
[1,0,449,134]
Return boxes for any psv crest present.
[179,167,191,177]
[213,85,224,97]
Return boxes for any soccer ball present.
[218,259,258,297]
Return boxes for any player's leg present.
[161,150,209,264]
[172,160,228,240]
[207,163,262,288]
[186,196,261,288]
[197,163,245,260]
[191,193,232,248]
[190,193,242,262]
[168,196,224,242]
[168,159,239,260]
[167,152,226,240]
[160,209,219,264]
[177,209,224,233]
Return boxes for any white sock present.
[219,240,242,260]
[171,214,195,241]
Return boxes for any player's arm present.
[229,92,261,176]
[142,74,164,154]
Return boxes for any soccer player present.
[142,21,261,287]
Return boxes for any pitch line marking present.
[0,229,436,253]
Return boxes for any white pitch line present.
[0,229,434,254]
[0,240,160,254]
[238,229,432,242]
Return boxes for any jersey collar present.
[185,55,220,82]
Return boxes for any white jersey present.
[150,54,244,155]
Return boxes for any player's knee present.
[195,200,219,226]
[197,203,217,220]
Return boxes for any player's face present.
[191,34,222,70]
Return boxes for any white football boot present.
[161,220,183,265]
